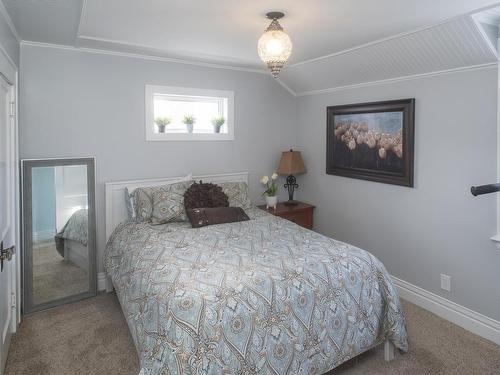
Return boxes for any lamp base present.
[284,200,298,206]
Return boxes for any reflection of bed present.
[104,173,408,375]
[55,209,88,269]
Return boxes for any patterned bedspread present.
[55,208,88,256]
[105,208,408,375]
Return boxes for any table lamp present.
[277,149,306,206]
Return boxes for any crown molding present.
[20,40,269,75]
[0,1,20,43]
[295,62,498,97]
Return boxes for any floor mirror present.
[22,158,97,314]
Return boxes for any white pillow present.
[125,174,192,219]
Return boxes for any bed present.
[55,208,88,269]
[104,172,408,375]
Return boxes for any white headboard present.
[105,172,248,241]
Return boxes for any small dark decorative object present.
[186,207,249,228]
[184,181,229,210]
[326,99,415,187]
[277,149,307,206]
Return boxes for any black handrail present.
[470,183,500,196]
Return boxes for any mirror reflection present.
[31,164,90,305]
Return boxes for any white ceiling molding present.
[20,40,269,74]
[280,15,498,95]
[0,0,19,42]
[295,62,497,97]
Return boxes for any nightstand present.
[258,201,315,229]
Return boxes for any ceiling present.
[2,0,500,94]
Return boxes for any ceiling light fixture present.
[257,12,292,78]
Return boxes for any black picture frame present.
[326,99,415,187]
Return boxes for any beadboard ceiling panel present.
[281,16,498,95]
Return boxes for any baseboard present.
[97,272,106,292]
[392,275,500,345]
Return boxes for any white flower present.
[271,172,278,180]
[260,175,269,185]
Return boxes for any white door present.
[0,75,16,375]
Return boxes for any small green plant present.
[155,117,171,133]
[154,117,171,126]
[211,116,225,133]
[182,115,196,125]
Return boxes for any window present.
[145,85,234,141]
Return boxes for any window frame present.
[145,85,235,141]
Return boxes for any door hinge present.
[9,101,15,118]
[11,292,16,309]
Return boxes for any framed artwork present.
[326,99,415,187]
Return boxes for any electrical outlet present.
[440,274,451,291]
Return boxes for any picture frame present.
[326,99,415,187]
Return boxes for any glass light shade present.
[257,20,292,78]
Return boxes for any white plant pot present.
[266,195,278,210]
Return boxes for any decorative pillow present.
[150,180,193,225]
[129,174,192,220]
[133,180,191,223]
[219,182,252,209]
[186,207,250,228]
[184,181,229,210]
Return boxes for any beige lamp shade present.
[277,149,306,175]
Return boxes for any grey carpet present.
[5,294,500,375]
[33,242,88,305]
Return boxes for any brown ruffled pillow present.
[184,181,229,210]
[186,207,250,228]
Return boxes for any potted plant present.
[261,172,279,209]
[154,116,171,133]
[183,115,196,133]
[211,116,225,133]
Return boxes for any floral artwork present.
[327,99,415,187]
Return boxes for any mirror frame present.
[21,158,97,314]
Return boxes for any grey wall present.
[19,45,297,272]
[0,9,18,67]
[19,43,500,322]
[296,67,500,320]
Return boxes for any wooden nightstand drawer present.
[258,201,315,230]
[277,211,312,228]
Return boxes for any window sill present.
[146,133,234,141]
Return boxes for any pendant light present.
[257,12,293,78]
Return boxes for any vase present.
[186,123,194,133]
[265,195,278,210]
[213,124,221,133]
[157,124,166,133]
